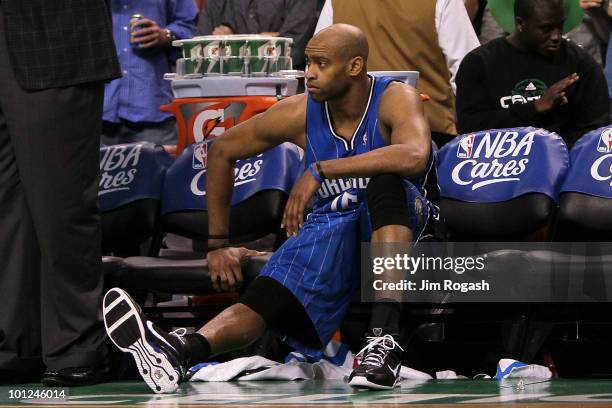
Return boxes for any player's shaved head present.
[304,24,370,102]
[306,24,369,63]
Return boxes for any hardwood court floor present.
[2,379,612,407]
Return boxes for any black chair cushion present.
[162,190,287,242]
[441,193,554,240]
[556,193,612,241]
[102,198,159,252]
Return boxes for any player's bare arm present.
[282,83,432,236]
[206,94,307,292]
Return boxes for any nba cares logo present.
[190,154,264,196]
[193,143,208,170]
[597,128,612,153]
[450,131,534,191]
[99,144,142,195]
[591,128,612,186]
[457,134,475,158]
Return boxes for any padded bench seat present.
[107,254,272,294]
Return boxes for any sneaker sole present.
[103,288,179,394]
[348,375,398,390]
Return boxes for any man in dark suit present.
[0,0,121,385]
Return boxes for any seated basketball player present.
[102,24,440,393]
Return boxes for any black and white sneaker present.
[348,331,404,390]
[102,287,187,394]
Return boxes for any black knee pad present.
[240,277,322,349]
[366,174,410,231]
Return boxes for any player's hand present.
[212,24,234,35]
[282,169,321,237]
[131,18,169,48]
[207,247,266,292]
[534,73,579,113]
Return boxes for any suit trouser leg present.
[0,10,107,370]
[0,96,44,375]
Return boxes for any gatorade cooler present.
[161,76,299,155]
[162,35,300,155]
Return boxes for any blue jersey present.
[304,75,438,215]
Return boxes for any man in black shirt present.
[456,0,609,147]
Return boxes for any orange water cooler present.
[161,76,299,155]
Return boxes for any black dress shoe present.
[41,364,110,387]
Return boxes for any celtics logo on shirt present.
[499,79,548,109]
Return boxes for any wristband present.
[315,161,327,180]
[308,163,323,183]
